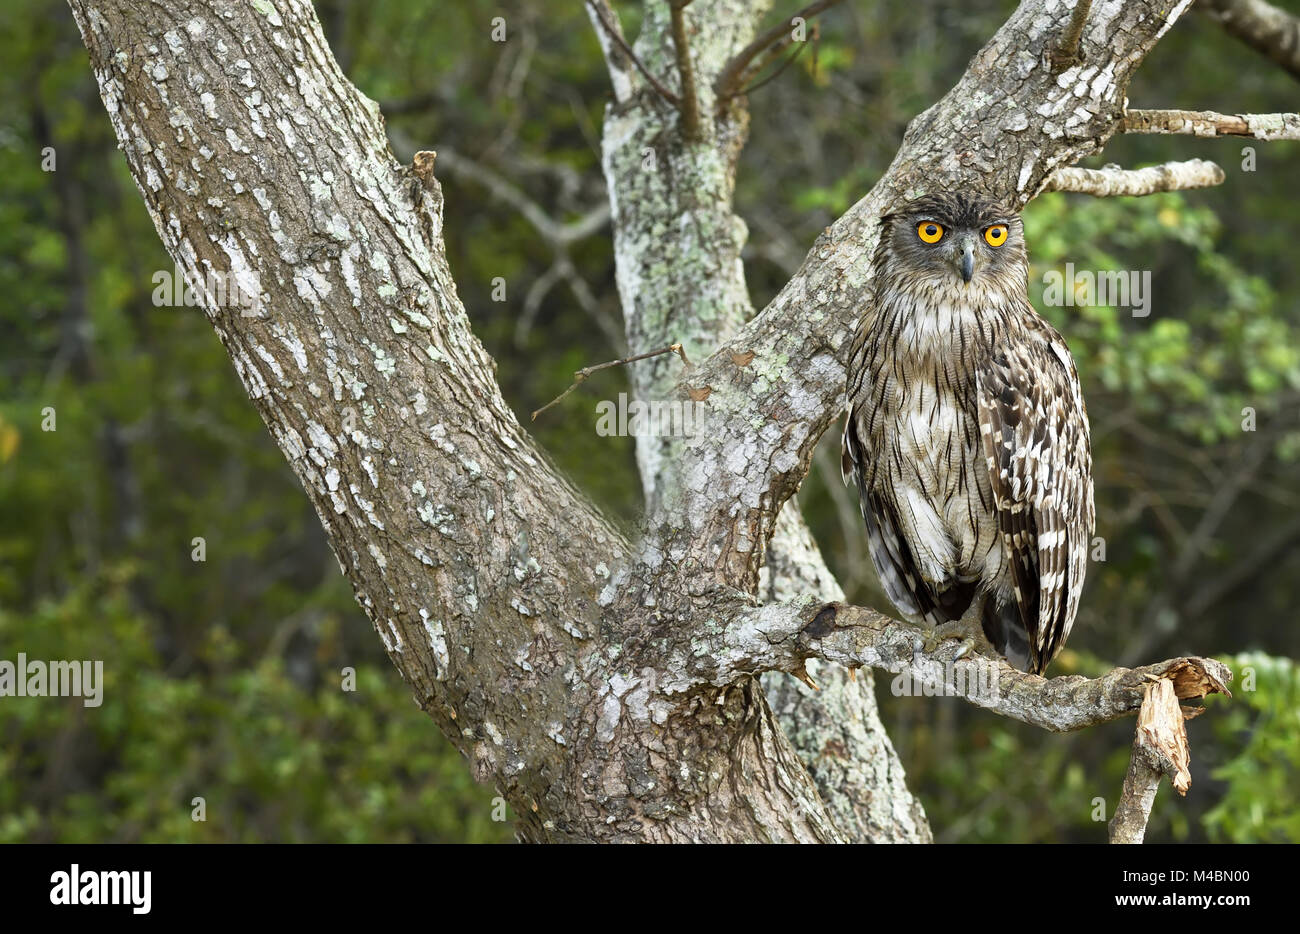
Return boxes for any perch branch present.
[683,600,1232,734]
[1043,158,1225,196]
[1122,108,1300,140]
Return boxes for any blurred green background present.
[1,0,1297,842]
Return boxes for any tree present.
[68,0,1287,842]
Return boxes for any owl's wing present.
[842,413,967,626]
[976,321,1094,673]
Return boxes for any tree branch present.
[1044,158,1225,196]
[669,1,703,140]
[1200,0,1300,82]
[1122,108,1300,139]
[585,0,681,105]
[1109,678,1197,844]
[715,0,844,103]
[69,0,637,842]
[1049,0,1093,71]
[531,342,690,420]
[686,600,1232,734]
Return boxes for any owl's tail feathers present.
[981,598,1032,674]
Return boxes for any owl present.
[841,193,1095,675]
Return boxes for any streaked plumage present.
[842,193,1094,674]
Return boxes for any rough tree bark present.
[68,0,1234,842]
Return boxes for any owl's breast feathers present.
[843,292,1095,674]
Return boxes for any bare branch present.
[1044,158,1225,196]
[531,343,691,420]
[1109,678,1196,844]
[585,0,681,106]
[737,40,811,99]
[1201,0,1300,82]
[715,0,844,103]
[1122,108,1300,139]
[682,600,1232,734]
[668,0,703,140]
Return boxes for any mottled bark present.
[68,0,640,841]
[69,0,1210,843]
[696,601,1231,733]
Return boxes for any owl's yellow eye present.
[984,224,1008,247]
[916,222,944,244]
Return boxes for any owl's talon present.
[923,621,977,657]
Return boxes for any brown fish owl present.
[842,193,1095,674]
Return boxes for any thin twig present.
[669,0,702,140]
[738,39,811,98]
[531,343,691,421]
[715,0,844,103]
[585,0,680,105]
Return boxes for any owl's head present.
[876,192,1027,293]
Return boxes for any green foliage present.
[0,576,507,842]
[1024,192,1300,443]
[1203,653,1300,843]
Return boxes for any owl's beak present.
[958,237,976,283]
